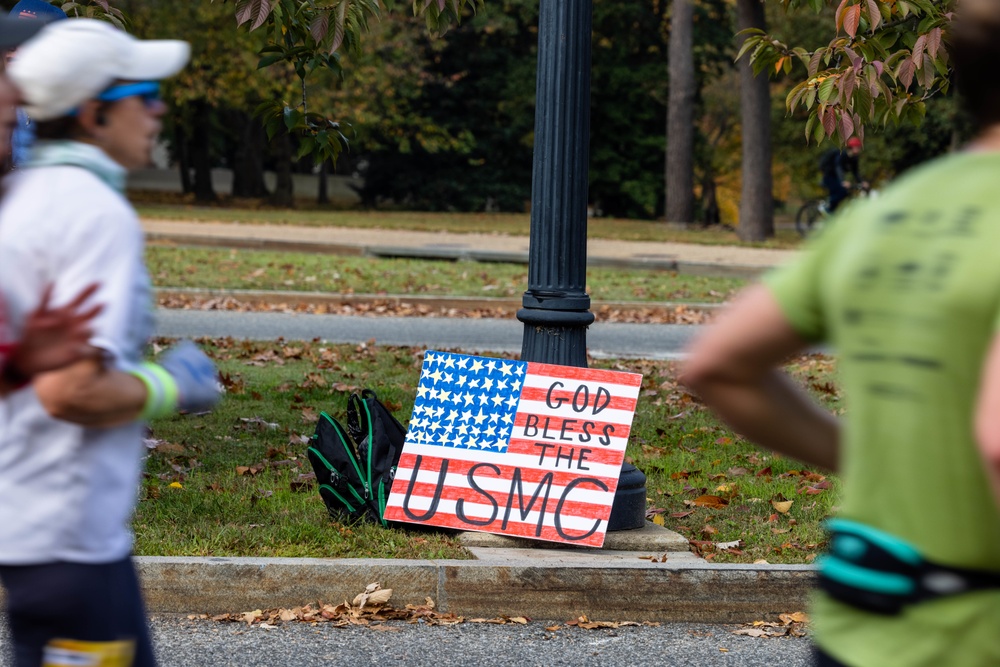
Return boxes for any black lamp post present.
[517,0,646,531]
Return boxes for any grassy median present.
[136,338,839,563]
[146,245,747,304]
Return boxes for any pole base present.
[607,462,647,531]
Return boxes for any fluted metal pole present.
[518,0,646,531]
[518,0,594,366]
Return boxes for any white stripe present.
[514,398,637,427]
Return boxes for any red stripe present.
[526,362,643,387]
[382,508,607,548]
[518,386,638,411]
[394,453,620,489]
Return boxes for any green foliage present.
[739,0,952,143]
[215,0,486,167]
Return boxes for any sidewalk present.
[130,217,816,622]
[141,219,799,280]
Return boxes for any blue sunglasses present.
[96,81,161,105]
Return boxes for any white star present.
[462,409,475,423]
[456,375,468,387]
[507,396,519,408]
[496,379,508,392]
[500,362,513,376]
[417,385,431,398]
[482,377,494,390]
[473,409,488,425]
[468,378,480,389]
[484,424,497,438]
[443,355,456,369]
[443,372,455,384]
[485,360,497,373]
[437,389,452,403]
[457,356,470,369]
[501,413,513,425]
[457,423,470,436]
[478,394,489,406]
[446,410,460,423]
[463,393,475,406]
[428,369,444,383]
[510,379,522,392]
[491,394,504,407]
[489,412,499,424]
[470,359,485,373]
[425,352,439,366]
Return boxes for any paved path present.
[0,616,815,667]
[142,219,797,278]
[155,310,701,360]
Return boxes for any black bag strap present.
[819,518,1000,615]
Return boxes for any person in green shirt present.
[681,3,1000,665]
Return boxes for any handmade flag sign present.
[384,351,643,547]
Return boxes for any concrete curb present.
[135,555,816,622]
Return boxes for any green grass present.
[135,338,839,563]
[145,245,747,303]
[135,202,803,249]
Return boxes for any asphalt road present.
[154,310,701,360]
[0,616,815,666]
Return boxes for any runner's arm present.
[33,354,147,427]
[680,284,841,471]
[974,334,1000,510]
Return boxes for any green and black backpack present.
[306,389,407,527]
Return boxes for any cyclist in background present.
[820,136,868,213]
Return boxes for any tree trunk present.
[231,111,269,199]
[736,0,773,241]
[700,171,720,225]
[175,123,193,195]
[270,132,295,207]
[191,100,216,203]
[317,160,329,205]
[665,0,695,224]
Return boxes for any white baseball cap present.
[8,18,190,121]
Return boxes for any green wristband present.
[129,362,179,420]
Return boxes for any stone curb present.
[135,556,816,623]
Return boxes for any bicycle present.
[795,184,872,237]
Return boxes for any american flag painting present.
[384,351,643,547]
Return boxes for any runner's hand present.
[159,340,222,413]
[10,283,102,377]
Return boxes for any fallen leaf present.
[771,500,794,514]
[692,495,729,509]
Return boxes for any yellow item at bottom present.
[42,638,135,667]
